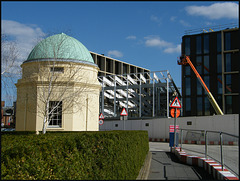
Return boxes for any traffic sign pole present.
[170,96,181,148]
[120,108,128,131]
[174,107,177,148]
[99,113,104,125]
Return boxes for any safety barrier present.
[172,147,239,180]
[179,129,239,178]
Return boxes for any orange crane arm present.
[178,55,224,115]
[185,56,211,93]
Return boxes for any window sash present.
[48,101,62,128]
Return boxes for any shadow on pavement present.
[165,152,215,180]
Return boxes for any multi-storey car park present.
[90,51,181,119]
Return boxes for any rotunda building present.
[15,33,101,132]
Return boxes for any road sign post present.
[170,97,181,148]
[169,125,179,148]
[174,108,177,147]
[120,108,128,130]
[99,113,104,125]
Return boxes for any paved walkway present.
[148,142,214,180]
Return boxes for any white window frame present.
[48,101,62,128]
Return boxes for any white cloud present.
[1,20,46,62]
[126,35,136,40]
[170,16,191,27]
[144,36,172,48]
[179,20,191,27]
[107,50,123,58]
[1,20,46,105]
[144,35,180,54]
[185,2,239,19]
[170,16,177,22]
[150,15,162,25]
[205,21,214,26]
[164,44,181,54]
[150,15,158,21]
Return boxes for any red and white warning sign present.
[170,97,182,108]
[169,125,179,133]
[120,108,128,116]
[99,113,104,119]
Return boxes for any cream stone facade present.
[15,33,101,132]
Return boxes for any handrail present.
[180,128,205,132]
[184,23,238,35]
[180,128,238,138]
[179,128,239,175]
[221,132,239,138]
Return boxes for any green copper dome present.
[26,33,94,63]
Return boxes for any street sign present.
[170,97,181,148]
[99,119,104,125]
[170,97,181,108]
[120,108,128,116]
[170,108,180,118]
[99,113,104,119]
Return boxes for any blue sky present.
[1,1,239,106]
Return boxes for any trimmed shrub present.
[1,131,36,135]
[1,130,149,180]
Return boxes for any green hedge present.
[1,130,149,180]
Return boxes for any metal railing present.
[184,22,239,35]
[179,129,239,176]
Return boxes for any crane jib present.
[179,55,224,115]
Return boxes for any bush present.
[1,131,36,135]
[1,130,149,180]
